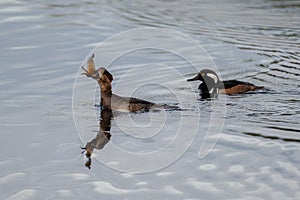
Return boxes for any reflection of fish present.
[187,69,264,99]
[81,109,112,169]
[81,54,164,112]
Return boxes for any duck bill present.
[187,75,200,82]
[90,73,100,80]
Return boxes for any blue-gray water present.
[0,0,299,199]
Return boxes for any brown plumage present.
[219,80,263,94]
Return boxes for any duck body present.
[219,80,263,95]
[111,94,156,112]
[81,54,159,112]
[188,69,263,99]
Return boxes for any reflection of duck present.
[81,108,112,169]
[82,54,160,112]
[187,69,264,99]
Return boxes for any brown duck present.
[82,54,161,112]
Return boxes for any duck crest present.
[206,72,218,84]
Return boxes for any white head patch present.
[206,73,218,84]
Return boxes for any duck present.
[81,54,160,112]
[187,69,263,99]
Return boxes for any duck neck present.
[199,82,219,99]
[98,80,112,109]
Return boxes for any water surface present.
[0,0,299,199]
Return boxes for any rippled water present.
[1,0,299,199]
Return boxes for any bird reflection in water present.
[81,108,112,169]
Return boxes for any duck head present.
[81,54,113,84]
[187,69,220,99]
[81,54,114,109]
[92,67,113,84]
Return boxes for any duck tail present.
[252,85,264,91]
[160,104,181,111]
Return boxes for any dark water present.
[1,0,299,199]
